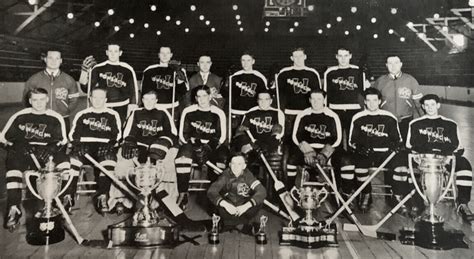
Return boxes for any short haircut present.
[107,42,121,50]
[142,90,158,98]
[309,88,327,98]
[160,46,172,52]
[91,87,107,95]
[193,85,211,97]
[292,47,306,54]
[241,51,254,59]
[385,54,402,62]
[336,46,351,54]
[45,48,62,55]
[28,88,48,98]
[257,89,273,99]
[198,54,212,60]
[420,94,440,104]
[363,87,382,99]
[229,152,247,164]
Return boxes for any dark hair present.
[363,88,382,99]
[229,152,247,163]
[198,55,212,61]
[107,42,121,49]
[292,47,306,54]
[385,54,402,62]
[193,85,211,97]
[91,87,107,95]
[45,49,62,55]
[336,46,351,54]
[241,51,254,59]
[142,90,158,98]
[309,89,327,98]
[257,89,273,99]
[420,94,440,104]
[28,88,48,98]
[160,46,172,52]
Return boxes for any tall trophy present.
[24,156,74,245]
[208,214,220,245]
[280,181,338,248]
[108,159,179,247]
[400,153,468,250]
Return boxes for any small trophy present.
[208,214,221,244]
[255,215,268,245]
[24,156,73,245]
[400,153,468,250]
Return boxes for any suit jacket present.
[186,72,225,109]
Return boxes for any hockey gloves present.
[355,145,374,157]
[81,56,97,72]
[388,142,405,153]
[98,143,116,158]
[121,138,138,159]
[299,141,318,167]
[169,60,187,82]
[71,141,89,157]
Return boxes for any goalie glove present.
[271,124,283,137]
[121,137,138,159]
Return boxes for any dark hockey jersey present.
[292,107,342,149]
[89,61,138,107]
[69,107,122,143]
[1,108,67,145]
[276,66,321,115]
[229,70,268,115]
[179,104,226,145]
[141,64,189,109]
[241,106,285,141]
[406,115,460,154]
[123,108,177,147]
[349,109,401,152]
[324,65,366,110]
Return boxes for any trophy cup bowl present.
[291,182,328,226]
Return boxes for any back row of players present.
[1,44,472,231]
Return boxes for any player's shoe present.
[392,195,409,216]
[177,192,189,211]
[5,206,22,232]
[457,203,474,224]
[95,194,109,215]
[358,193,372,213]
[62,194,74,214]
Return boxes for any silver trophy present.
[24,156,73,245]
[208,213,221,244]
[256,215,268,245]
[291,182,328,226]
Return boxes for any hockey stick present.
[171,71,177,122]
[274,73,280,110]
[205,161,291,221]
[325,151,397,225]
[86,68,91,108]
[228,75,233,143]
[245,130,300,222]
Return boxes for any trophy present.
[255,215,268,245]
[400,153,468,250]
[208,214,220,244]
[24,156,74,245]
[280,181,338,248]
[108,158,180,247]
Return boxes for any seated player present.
[109,90,177,213]
[0,88,72,231]
[406,94,473,223]
[287,89,342,188]
[175,85,229,210]
[69,88,122,215]
[347,88,408,213]
[207,153,267,234]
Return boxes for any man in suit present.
[187,55,224,109]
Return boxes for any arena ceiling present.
[0,0,472,46]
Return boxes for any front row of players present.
[2,85,473,233]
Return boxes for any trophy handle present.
[25,171,43,200]
[56,169,75,198]
[126,167,141,192]
[408,153,427,203]
[438,155,455,202]
[318,187,329,204]
[289,186,301,203]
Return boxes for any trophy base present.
[279,223,338,248]
[26,215,65,245]
[399,221,468,250]
[108,216,179,248]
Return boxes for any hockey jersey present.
[229,70,268,115]
[179,104,226,145]
[89,61,138,107]
[276,66,321,115]
[292,107,342,149]
[123,107,177,147]
[241,106,285,141]
[1,108,67,145]
[141,64,189,109]
[406,115,460,154]
[349,109,401,152]
[324,65,366,110]
[69,107,122,143]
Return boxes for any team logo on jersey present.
[398,87,412,99]
[191,121,215,134]
[332,76,358,90]
[361,124,388,137]
[151,75,173,89]
[138,120,163,136]
[55,88,68,101]
[99,72,127,88]
[236,183,250,197]
[305,124,330,139]
[19,123,50,139]
[287,78,311,94]
[83,118,111,131]
[419,127,452,143]
[236,82,257,97]
[250,117,273,134]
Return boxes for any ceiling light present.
[176,20,181,26]
[407,22,414,27]
[265,21,270,26]
[433,13,440,19]
[239,27,244,32]
[388,29,394,34]
[150,5,157,11]
[264,28,269,32]
[237,20,242,25]
[67,13,74,19]
[211,27,215,32]
[144,23,149,28]
[108,9,114,16]
[190,5,196,11]
[129,33,134,38]
[156,30,161,36]
[344,30,349,35]
[373,33,378,39]
[289,28,294,33]
[307,5,314,11]
[199,15,205,20]
[391,8,397,14]
[165,16,171,21]
[205,20,211,26]
[356,24,361,30]
[233,5,238,11]
[235,14,241,20]
[326,23,331,29]
[318,29,323,34]
[400,37,405,42]
[294,21,299,27]
[114,26,120,31]
[336,16,342,22]
[94,21,100,27]
[351,6,357,13]
[129,18,134,24]
[185,28,189,33]
[371,17,377,23]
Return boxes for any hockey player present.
[287,89,342,188]
[406,94,473,222]
[275,48,321,139]
[23,49,79,131]
[1,88,71,230]
[207,153,267,234]
[69,88,122,214]
[141,46,189,121]
[347,88,407,213]
[324,47,369,149]
[79,43,138,123]
[175,85,229,210]
[226,52,268,139]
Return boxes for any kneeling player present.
[69,88,121,214]
[407,94,473,223]
[1,88,72,230]
[207,153,267,234]
[175,85,229,209]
